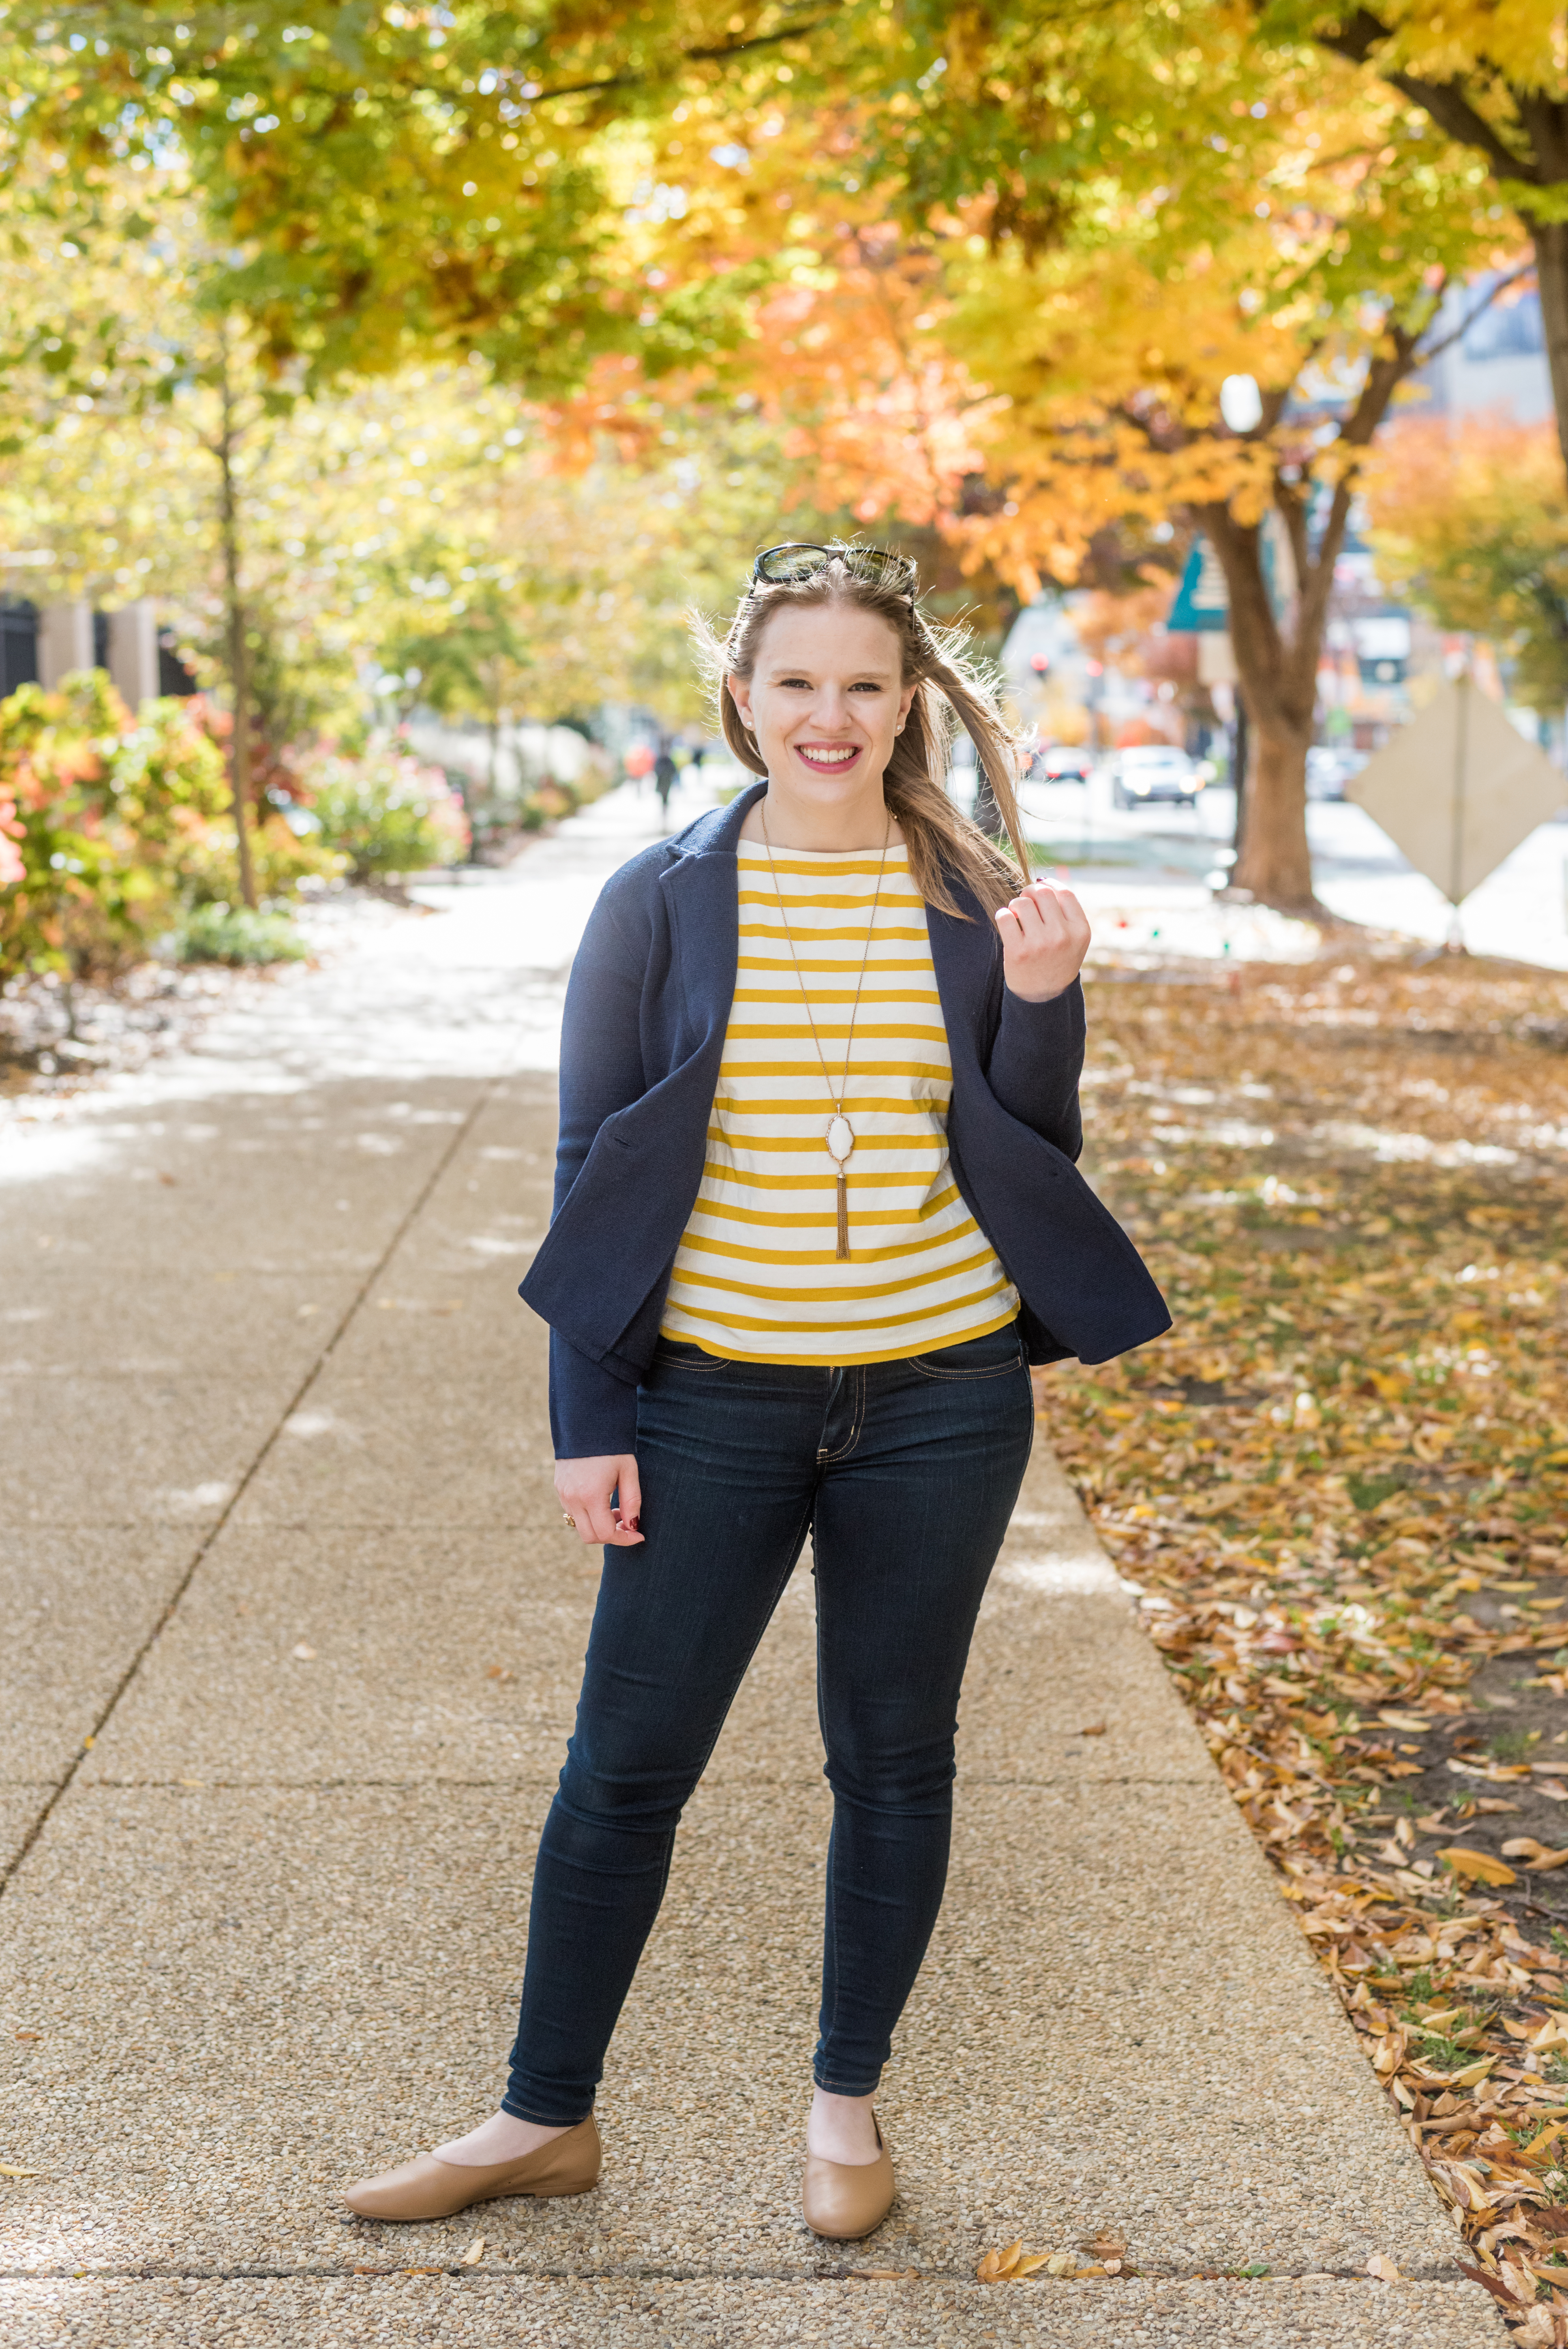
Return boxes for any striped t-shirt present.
[660,840,1020,1365]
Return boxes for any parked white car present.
[1110,744,1205,809]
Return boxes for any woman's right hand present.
[555,1455,644,1547]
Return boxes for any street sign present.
[1168,517,1295,634]
[1345,675,1566,904]
[1197,632,1237,685]
[1168,540,1229,632]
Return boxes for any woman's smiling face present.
[726,603,917,809]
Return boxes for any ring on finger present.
[561,1511,577,1528]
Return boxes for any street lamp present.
[1220,374,1263,433]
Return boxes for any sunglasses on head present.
[750,541,918,597]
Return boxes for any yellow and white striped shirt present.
[660,842,1020,1365]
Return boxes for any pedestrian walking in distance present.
[343,541,1169,2239]
[653,744,678,825]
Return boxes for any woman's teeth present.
[797,746,858,766]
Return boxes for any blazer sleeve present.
[550,1329,640,1458]
[538,872,654,1457]
[984,977,1086,1161]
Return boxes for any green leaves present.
[6,0,801,394]
[0,675,232,984]
[1365,416,1568,718]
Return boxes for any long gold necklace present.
[758,801,891,1261]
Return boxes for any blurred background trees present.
[1364,415,1568,720]
[0,0,1560,935]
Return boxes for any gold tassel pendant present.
[826,1113,854,1260]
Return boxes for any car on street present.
[1030,744,1093,784]
[1110,743,1205,808]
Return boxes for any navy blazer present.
[521,782,1171,1455]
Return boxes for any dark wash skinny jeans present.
[503,1319,1035,2124]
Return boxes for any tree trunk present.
[1240,714,1315,907]
[1200,511,1323,915]
[1531,218,1568,487]
[215,333,258,913]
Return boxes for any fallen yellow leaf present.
[0,2165,40,2178]
[462,2237,485,2266]
[1518,2120,1568,2163]
[976,2241,1023,2283]
[1366,2252,1402,2283]
[1044,2249,1075,2276]
[1501,1838,1568,1871]
[1436,1847,1517,1888]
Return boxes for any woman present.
[344,542,1168,2239]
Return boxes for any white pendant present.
[826,1113,855,1167]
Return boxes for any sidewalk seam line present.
[0,2264,1480,2285]
[0,1079,499,1901]
[60,1772,1215,1792]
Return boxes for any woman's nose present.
[811,691,853,731]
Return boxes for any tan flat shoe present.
[342,2115,601,2221]
[801,2117,895,2242]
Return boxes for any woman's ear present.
[726,672,754,732]
[897,681,919,730]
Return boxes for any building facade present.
[0,598,195,706]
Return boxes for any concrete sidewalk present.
[0,788,1504,2345]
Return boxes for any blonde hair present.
[692,552,1031,915]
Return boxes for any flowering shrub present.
[175,806,343,910]
[518,778,577,832]
[301,744,470,881]
[0,673,231,983]
[173,902,310,964]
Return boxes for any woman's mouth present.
[795,744,861,770]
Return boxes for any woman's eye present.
[849,682,882,694]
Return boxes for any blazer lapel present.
[925,889,999,1068]
[662,780,767,1050]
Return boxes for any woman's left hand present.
[996,879,1091,1002]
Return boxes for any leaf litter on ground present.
[1006,948,1568,2334]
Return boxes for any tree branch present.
[1274,477,1310,584]
[1292,471,1354,674]
[1317,8,1541,183]
[1256,379,1296,437]
[1415,260,1538,369]
[1110,398,1185,454]
[529,11,845,104]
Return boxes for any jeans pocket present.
[908,1320,1025,1381]
[653,1338,733,1376]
